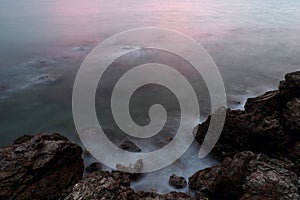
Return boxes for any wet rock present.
[284,98,300,134]
[132,191,195,200]
[119,139,142,152]
[188,151,299,200]
[188,166,220,191]
[85,162,102,174]
[169,174,187,189]
[279,71,300,103]
[64,171,134,200]
[195,71,300,161]
[0,133,84,200]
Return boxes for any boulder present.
[195,71,300,162]
[169,174,187,189]
[0,133,84,200]
[64,171,134,200]
[188,151,299,200]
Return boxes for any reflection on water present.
[0,0,300,193]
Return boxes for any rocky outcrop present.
[64,171,134,200]
[169,174,187,189]
[195,71,300,165]
[0,133,84,200]
[132,191,195,200]
[65,171,195,200]
[188,151,299,200]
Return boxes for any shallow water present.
[1,0,300,194]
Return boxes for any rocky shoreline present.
[0,71,299,199]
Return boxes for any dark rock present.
[85,162,102,174]
[188,151,299,200]
[64,171,134,200]
[188,166,220,191]
[284,98,300,134]
[132,191,195,200]
[169,174,187,189]
[0,133,84,200]
[119,139,141,152]
[279,71,300,104]
[195,71,300,162]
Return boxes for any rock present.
[188,151,299,200]
[132,191,195,200]
[64,171,134,200]
[0,133,84,200]
[116,159,143,173]
[119,139,142,152]
[65,170,195,200]
[279,71,300,103]
[85,162,102,174]
[284,98,300,133]
[188,166,220,191]
[195,71,300,161]
[169,174,187,189]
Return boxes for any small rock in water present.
[85,162,102,174]
[169,174,187,189]
[32,73,61,85]
[119,139,141,152]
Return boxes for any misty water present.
[1,0,300,194]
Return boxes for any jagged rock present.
[0,133,84,200]
[169,174,187,189]
[279,71,300,103]
[188,166,220,191]
[195,71,300,161]
[284,98,300,133]
[119,139,142,152]
[188,151,299,200]
[65,171,194,200]
[132,191,195,200]
[64,171,134,200]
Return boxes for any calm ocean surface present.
[0,0,300,193]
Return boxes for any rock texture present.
[195,71,300,167]
[65,171,195,200]
[0,133,84,200]
[189,151,299,200]
[64,171,134,200]
[169,174,187,189]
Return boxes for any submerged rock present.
[0,133,84,200]
[169,174,187,189]
[188,151,299,200]
[119,139,142,152]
